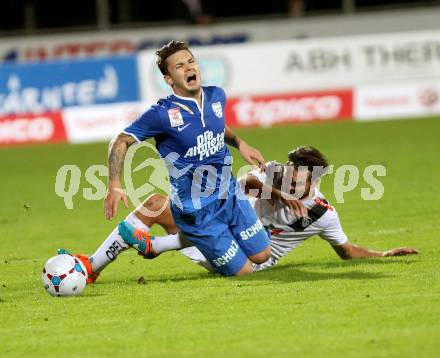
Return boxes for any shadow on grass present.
[96,271,216,285]
[97,263,389,286]
[77,292,106,298]
[94,256,420,285]
[296,257,419,270]
[239,263,390,283]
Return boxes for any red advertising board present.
[225,89,353,127]
[0,112,67,146]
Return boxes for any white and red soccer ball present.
[41,254,87,297]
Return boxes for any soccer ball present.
[41,254,87,297]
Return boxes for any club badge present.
[212,102,223,118]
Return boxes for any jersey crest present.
[212,101,223,118]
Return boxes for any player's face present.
[290,168,312,199]
[164,50,201,97]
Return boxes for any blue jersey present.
[124,86,232,213]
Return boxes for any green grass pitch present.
[0,117,439,357]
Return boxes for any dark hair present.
[156,40,193,75]
[287,146,329,177]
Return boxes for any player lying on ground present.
[61,146,418,282]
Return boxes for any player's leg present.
[178,237,257,275]
[169,197,255,276]
[234,259,255,276]
[62,193,186,282]
[121,211,250,276]
[181,229,251,276]
[132,193,192,254]
[118,193,192,256]
[175,195,272,274]
[135,193,178,234]
[59,209,150,283]
[90,193,190,267]
[228,182,271,265]
[178,245,216,272]
[84,194,165,276]
[248,247,272,264]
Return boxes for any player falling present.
[101,40,307,276]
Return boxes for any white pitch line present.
[368,228,408,236]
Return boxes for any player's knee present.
[249,246,271,264]
[142,193,167,213]
[234,260,254,276]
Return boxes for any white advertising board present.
[63,102,145,143]
[355,81,440,120]
[138,30,440,102]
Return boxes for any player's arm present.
[104,133,136,220]
[242,173,308,218]
[224,126,265,168]
[321,209,418,259]
[332,242,419,259]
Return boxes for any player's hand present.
[279,194,308,219]
[238,141,266,169]
[383,247,419,257]
[104,181,129,220]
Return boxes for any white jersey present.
[180,161,348,271]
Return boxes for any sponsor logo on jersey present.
[212,241,239,267]
[177,123,191,132]
[212,101,223,118]
[314,197,334,211]
[168,107,184,127]
[184,129,225,160]
[240,219,264,240]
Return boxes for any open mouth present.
[187,74,197,85]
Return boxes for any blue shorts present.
[171,182,270,276]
